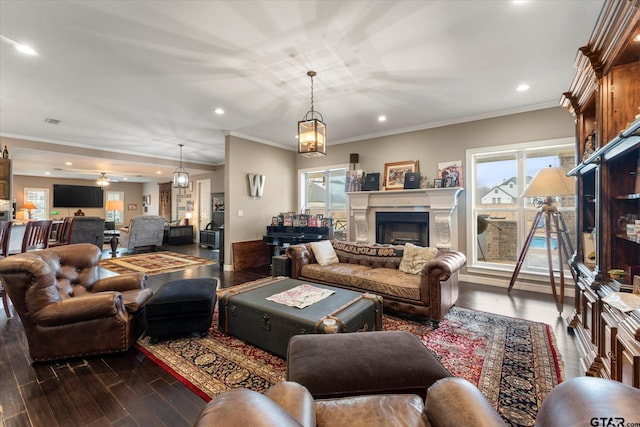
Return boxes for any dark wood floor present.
[0,243,581,426]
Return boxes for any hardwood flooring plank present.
[19,380,59,427]
[86,358,123,389]
[0,376,26,419]
[54,363,108,424]
[147,377,205,424]
[3,411,31,427]
[39,376,84,427]
[140,391,191,427]
[109,382,165,426]
[73,364,128,422]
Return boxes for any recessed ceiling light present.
[156,171,162,174]
[378,115,387,122]
[516,83,530,92]
[44,172,50,175]
[123,177,128,180]
[214,108,224,115]
[65,162,72,166]
[634,33,640,42]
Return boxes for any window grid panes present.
[469,140,575,276]
[24,188,49,220]
[300,166,347,241]
[105,191,124,224]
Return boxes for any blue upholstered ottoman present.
[145,278,218,342]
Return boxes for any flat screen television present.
[53,184,104,208]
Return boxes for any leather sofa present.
[0,243,153,361]
[119,215,165,252]
[287,240,466,323]
[194,376,640,427]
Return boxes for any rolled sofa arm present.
[286,244,314,279]
[92,272,148,292]
[421,250,467,281]
[425,377,506,427]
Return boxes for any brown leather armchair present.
[195,376,640,427]
[194,378,505,427]
[0,243,153,362]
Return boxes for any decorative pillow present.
[310,240,339,266]
[399,243,438,274]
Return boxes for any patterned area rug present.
[99,252,216,275]
[136,279,563,426]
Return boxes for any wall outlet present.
[237,209,244,217]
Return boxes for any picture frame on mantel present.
[383,160,419,190]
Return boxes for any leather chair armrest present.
[194,388,302,427]
[92,272,147,293]
[286,244,312,279]
[264,382,315,427]
[534,377,640,427]
[30,292,124,327]
[420,250,467,281]
[425,377,506,427]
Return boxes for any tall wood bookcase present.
[562,0,640,387]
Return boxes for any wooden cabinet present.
[0,159,11,200]
[562,0,640,387]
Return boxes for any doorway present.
[197,179,211,242]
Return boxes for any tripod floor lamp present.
[507,166,576,314]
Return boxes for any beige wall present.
[224,135,297,270]
[295,106,576,253]
[13,175,144,225]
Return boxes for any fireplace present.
[376,212,429,246]
[346,188,462,250]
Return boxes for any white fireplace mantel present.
[346,188,463,250]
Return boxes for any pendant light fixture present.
[298,71,326,157]
[173,144,190,188]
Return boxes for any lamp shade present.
[521,166,575,198]
[105,199,124,211]
[21,202,37,210]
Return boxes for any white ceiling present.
[0,0,604,183]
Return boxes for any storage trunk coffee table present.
[218,277,383,358]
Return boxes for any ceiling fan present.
[96,172,117,186]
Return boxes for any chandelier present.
[173,144,190,189]
[298,71,326,157]
[96,172,109,186]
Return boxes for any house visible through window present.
[466,138,575,277]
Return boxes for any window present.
[105,191,124,224]
[466,138,575,278]
[23,188,49,220]
[299,165,348,240]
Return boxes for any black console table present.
[163,225,194,245]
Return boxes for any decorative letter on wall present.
[248,173,266,197]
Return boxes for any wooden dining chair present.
[0,220,13,318]
[50,217,73,247]
[21,219,53,252]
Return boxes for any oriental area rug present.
[136,301,563,427]
[99,251,216,275]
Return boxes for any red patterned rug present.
[136,290,563,427]
[99,251,216,275]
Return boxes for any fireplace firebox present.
[375,212,429,246]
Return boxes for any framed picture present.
[383,160,420,190]
[271,216,279,226]
[127,203,137,210]
[433,178,444,188]
[437,160,463,187]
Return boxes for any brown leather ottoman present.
[286,330,451,400]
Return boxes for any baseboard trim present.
[459,273,576,299]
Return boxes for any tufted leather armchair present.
[0,243,153,362]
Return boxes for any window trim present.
[465,137,575,279]
[298,163,349,215]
